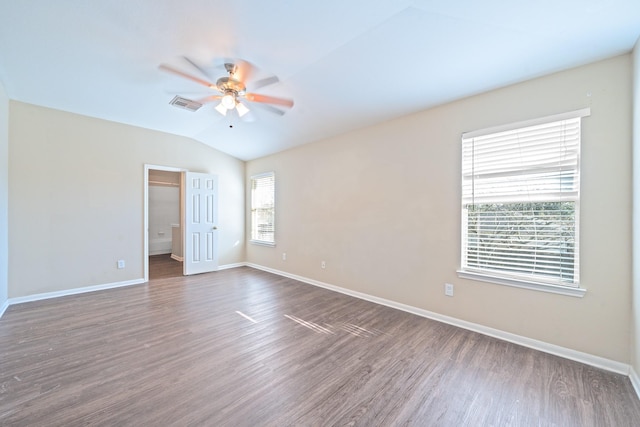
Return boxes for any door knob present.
[212,226,218,230]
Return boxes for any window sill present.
[456,270,586,298]
[250,240,276,247]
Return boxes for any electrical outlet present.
[445,283,454,297]
[282,252,287,261]
[117,259,125,269]
[321,260,326,269]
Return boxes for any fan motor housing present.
[216,76,246,95]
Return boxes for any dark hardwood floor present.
[148,253,183,280]
[1,254,639,426]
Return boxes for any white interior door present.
[184,172,219,275]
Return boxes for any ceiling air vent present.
[169,95,202,112]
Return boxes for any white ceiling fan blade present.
[233,59,256,83]
[183,56,217,81]
[195,95,223,104]
[245,93,294,108]
[252,103,287,116]
[158,64,217,89]
[251,76,280,91]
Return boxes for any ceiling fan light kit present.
[160,58,293,122]
[214,102,228,116]
[235,101,250,117]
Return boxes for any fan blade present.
[183,56,216,81]
[253,103,286,116]
[195,95,223,104]
[233,59,256,84]
[251,76,280,91]
[159,64,217,90]
[245,93,294,108]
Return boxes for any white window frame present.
[250,172,276,246]
[458,109,590,297]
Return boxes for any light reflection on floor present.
[283,314,383,338]
[234,306,387,338]
[284,314,334,335]
[235,310,259,323]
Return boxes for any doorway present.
[144,165,185,281]
[143,166,220,281]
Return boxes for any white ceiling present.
[1,1,639,161]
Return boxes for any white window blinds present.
[251,172,275,244]
[461,110,587,287]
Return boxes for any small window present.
[250,172,275,245]
[460,110,589,292]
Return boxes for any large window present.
[460,109,589,293]
[250,172,275,245]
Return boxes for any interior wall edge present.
[631,32,640,390]
[0,79,8,313]
[0,300,8,318]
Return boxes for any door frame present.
[143,164,187,282]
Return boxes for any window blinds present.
[461,112,586,286]
[462,119,580,204]
[251,172,275,244]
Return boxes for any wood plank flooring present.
[1,254,639,426]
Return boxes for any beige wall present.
[9,102,245,298]
[632,37,640,375]
[0,80,8,307]
[247,55,633,363]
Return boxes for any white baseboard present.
[149,250,172,256]
[218,262,246,271]
[631,367,640,398]
[2,263,242,312]
[246,263,630,376]
[7,278,146,307]
[170,254,184,262]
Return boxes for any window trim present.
[250,171,276,247]
[460,108,590,297]
[456,269,586,298]
[462,108,591,139]
[250,239,276,247]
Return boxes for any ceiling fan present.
[159,58,294,119]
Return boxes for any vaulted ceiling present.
[1,1,639,160]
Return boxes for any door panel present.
[184,172,219,275]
